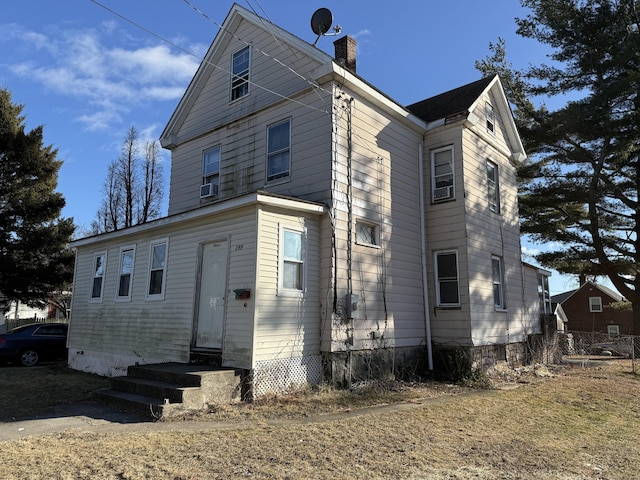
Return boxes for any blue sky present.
[0,0,584,294]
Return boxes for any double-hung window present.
[486,160,500,214]
[117,246,135,300]
[279,227,305,294]
[201,147,220,198]
[538,273,551,314]
[91,252,106,301]
[486,102,495,134]
[492,256,506,309]
[267,119,291,182]
[435,250,459,306]
[589,296,603,312]
[231,46,250,101]
[431,146,454,202]
[147,239,168,299]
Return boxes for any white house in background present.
[67,4,549,396]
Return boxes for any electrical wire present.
[181,0,334,103]
[241,0,329,106]
[87,0,331,115]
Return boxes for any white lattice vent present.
[253,355,323,398]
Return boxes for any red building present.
[552,281,632,335]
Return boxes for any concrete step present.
[110,376,203,407]
[97,362,242,419]
[95,389,170,419]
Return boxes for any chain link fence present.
[560,331,638,372]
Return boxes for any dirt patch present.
[0,363,110,421]
[1,360,640,479]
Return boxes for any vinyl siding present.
[253,208,322,362]
[328,88,427,351]
[68,207,260,369]
[168,91,333,216]
[175,18,325,144]
[423,124,472,345]
[462,97,531,345]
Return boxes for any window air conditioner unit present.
[200,183,219,198]
[433,186,453,201]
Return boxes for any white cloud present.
[2,24,202,131]
[521,246,540,258]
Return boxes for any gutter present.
[418,142,433,370]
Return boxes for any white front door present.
[195,241,228,349]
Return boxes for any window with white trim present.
[486,102,495,134]
[231,46,250,101]
[355,220,379,247]
[90,252,106,301]
[431,146,454,202]
[607,325,620,336]
[538,273,551,314]
[117,246,135,300]
[267,119,291,182]
[147,240,168,299]
[492,256,506,309]
[201,147,220,198]
[589,296,603,312]
[487,160,500,214]
[435,250,459,306]
[279,227,305,294]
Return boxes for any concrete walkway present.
[0,389,498,443]
[0,401,145,442]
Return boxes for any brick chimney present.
[334,36,357,73]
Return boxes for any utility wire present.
[88,0,331,115]
[181,0,334,102]
[241,0,329,105]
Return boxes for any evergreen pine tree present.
[477,0,640,333]
[0,88,75,312]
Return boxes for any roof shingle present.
[406,76,494,123]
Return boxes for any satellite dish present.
[311,8,333,36]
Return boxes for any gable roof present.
[406,75,526,163]
[551,281,624,306]
[406,77,494,123]
[550,289,576,306]
[160,3,332,148]
[159,4,525,162]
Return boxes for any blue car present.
[0,323,68,367]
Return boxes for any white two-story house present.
[67,4,549,396]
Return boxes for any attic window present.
[486,160,500,214]
[486,102,495,135]
[231,46,250,101]
[589,296,603,312]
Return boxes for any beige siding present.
[423,124,472,345]
[327,88,427,352]
[253,208,322,362]
[168,90,333,216]
[460,120,528,345]
[176,19,325,144]
[69,208,259,369]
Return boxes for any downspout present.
[419,142,433,370]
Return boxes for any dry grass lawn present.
[1,359,640,479]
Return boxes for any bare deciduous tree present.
[92,126,164,234]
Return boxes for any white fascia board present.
[160,5,332,149]
[469,75,527,162]
[70,193,325,248]
[256,193,326,214]
[313,63,427,133]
